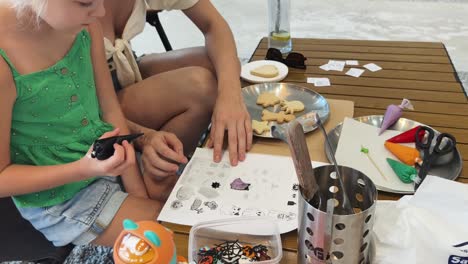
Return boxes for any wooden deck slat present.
[431,127,468,145]
[456,144,468,161]
[259,37,445,49]
[312,98,468,143]
[292,38,446,49]
[254,49,451,64]
[251,55,456,73]
[257,42,447,56]
[284,76,463,93]
[459,170,467,179]
[354,108,468,130]
[338,104,468,144]
[287,68,458,83]
[319,94,468,115]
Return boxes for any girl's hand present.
[141,130,188,179]
[78,128,136,179]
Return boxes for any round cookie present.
[250,65,279,78]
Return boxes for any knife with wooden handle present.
[286,120,319,202]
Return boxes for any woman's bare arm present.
[184,0,253,166]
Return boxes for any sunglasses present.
[265,48,307,69]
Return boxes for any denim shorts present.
[16,177,128,247]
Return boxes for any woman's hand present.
[78,128,136,179]
[208,90,253,166]
[140,130,188,179]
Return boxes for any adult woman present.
[100,0,253,201]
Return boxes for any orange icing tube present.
[384,142,420,166]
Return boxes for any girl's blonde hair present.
[9,0,48,23]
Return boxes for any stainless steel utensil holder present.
[298,165,377,264]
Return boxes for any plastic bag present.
[372,176,468,264]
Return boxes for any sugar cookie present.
[256,92,281,107]
[250,65,279,78]
[281,100,305,114]
[252,120,270,134]
[261,110,295,124]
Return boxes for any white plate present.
[241,60,289,84]
[326,116,462,194]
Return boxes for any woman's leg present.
[91,195,162,247]
[117,66,217,201]
[138,47,215,77]
[118,47,220,201]
[117,66,216,156]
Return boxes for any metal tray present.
[242,83,330,138]
[325,115,463,194]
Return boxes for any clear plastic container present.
[188,217,283,264]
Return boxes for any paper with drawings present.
[158,148,328,234]
[319,64,331,71]
[363,63,382,72]
[326,60,346,71]
[335,118,414,192]
[345,68,365,78]
[307,77,331,87]
[346,60,359,66]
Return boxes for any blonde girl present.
[0,0,166,246]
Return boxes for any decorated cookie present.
[280,100,305,114]
[252,120,270,134]
[250,65,279,78]
[256,93,281,107]
[261,110,295,124]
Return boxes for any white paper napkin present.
[372,176,468,264]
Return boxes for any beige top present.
[104,0,199,87]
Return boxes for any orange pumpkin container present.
[113,219,177,264]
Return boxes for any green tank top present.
[0,30,114,208]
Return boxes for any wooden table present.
[165,37,467,263]
[251,37,467,185]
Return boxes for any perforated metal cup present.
[297,165,377,264]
